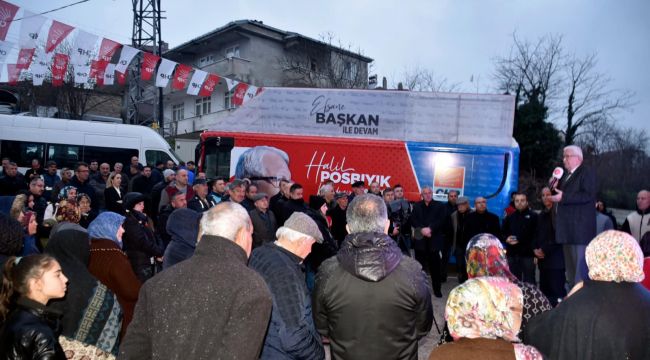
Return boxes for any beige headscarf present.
[586,230,645,283]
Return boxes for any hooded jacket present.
[162,208,202,269]
[312,232,433,360]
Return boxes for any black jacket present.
[0,297,66,359]
[411,200,447,252]
[187,195,216,213]
[249,208,277,249]
[501,208,538,257]
[535,208,565,270]
[555,165,597,245]
[464,210,501,241]
[328,205,347,246]
[122,210,164,282]
[313,232,433,360]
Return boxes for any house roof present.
[165,19,373,63]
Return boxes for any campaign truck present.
[197,87,518,217]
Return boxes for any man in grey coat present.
[119,202,272,359]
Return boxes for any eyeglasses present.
[249,176,288,188]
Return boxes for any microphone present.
[549,167,564,191]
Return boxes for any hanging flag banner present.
[155,58,176,88]
[0,1,19,41]
[52,53,69,87]
[256,87,265,96]
[242,85,259,104]
[98,38,121,62]
[45,20,74,53]
[90,59,108,86]
[0,40,13,63]
[116,69,126,85]
[19,10,47,49]
[231,82,249,106]
[225,78,239,92]
[141,52,159,80]
[103,63,115,85]
[70,30,98,65]
[171,63,192,90]
[198,73,220,97]
[187,69,207,95]
[73,63,90,85]
[30,48,52,86]
[6,64,21,85]
[115,45,139,73]
[16,48,35,69]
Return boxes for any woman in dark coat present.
[88,211,142,336]
[524,230,650,359]
[44,227,123,355]
[122,192,164,282]
[162,208,202,270]
[104,172,125,215]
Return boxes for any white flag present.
[74,63,91,84]
[242,85,258,104]
[70,30,98,65]
[103,63,116,85]
[225,77,239,92]
[155,58,176,88]
[115,45,139,74]
[30,48,52,86]
[19,10,47,49]
[186,69,207,96]
[0,40,13,63]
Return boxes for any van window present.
[83,146,139,168]
[145,149,174,167]
[47,144,81,169]
[0,140,45,167]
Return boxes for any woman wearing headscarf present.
[162,208,201,270]
[44,227,123,356]
[77,193,96,228]
[87,211,141,335]
[43,186,77,226]
[429,277,542,359]
[19,211,40,256]
[122,192,163,282]
[524,230,650,359]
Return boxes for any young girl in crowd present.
[0,254,68,359]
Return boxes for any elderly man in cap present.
[188,178,216,213]
[227,179,247,204]
[249,212,325,360]
[249,192,277,249]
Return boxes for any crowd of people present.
[0,144,648,359]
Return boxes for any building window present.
[225,45,240,58]
[198,54,215,67]
[172,103,184,121]
[195,96,211,116]
[224,90,235,109]
[343,61,358,81]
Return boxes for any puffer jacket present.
[0,297,66,359]
[312,232,433,360]
[122,210,164,282]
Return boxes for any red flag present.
[141,52,159,80]
[98,38,121,62]
[116,70,127,85]
[0,1,19,41]
[256,87,264,95]
[171,64,192,90]
[231,82,249,106]
[45,21,75,53]
[90,60,109,86]
[16,48,35,70]
[6,64,20,85]
[198,73,221,97]
[51,53,69,87]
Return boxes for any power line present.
[13,0,91,21]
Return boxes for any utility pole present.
[125,0,164,131]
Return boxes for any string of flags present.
[0,0,263,106]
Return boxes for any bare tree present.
[278,32,371,89]
[396,66,460,92]
[562,53,635,145]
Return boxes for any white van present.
[0,114,180,172]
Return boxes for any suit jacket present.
[104,186,125,214]
[249,208,277,249]
[555,165,597,245]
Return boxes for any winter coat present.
[411,200,447,252]
[501,208,538,257]
[119,235,273,359]
[162,208,201,269]
[0,297,66,359]
[313,232,433,360]
[122,210,164,282]
[249,208,278,249]
[555,165,597,245]
[104,186,125,215]
[249,243,325,360]
[464,211,501,242]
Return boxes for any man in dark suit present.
[551,145,596,287]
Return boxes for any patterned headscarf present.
[586,230,645,283]
[58,185,77,201]
[466,233,517,282]
[445,276,523,342]
[88,212,125,248]
[55,200,81,224]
